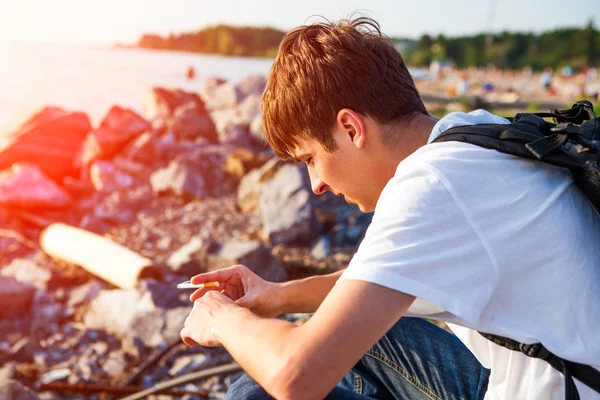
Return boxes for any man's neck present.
[388,113,438,163]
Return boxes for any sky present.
[0,0,598,44]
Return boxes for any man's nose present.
[308,168,327,195]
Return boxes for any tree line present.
[397,20,599,70]
[137,21,599,70]
[138,25,283,58]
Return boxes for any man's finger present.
[190,264,246,285]
[189,287,222,302]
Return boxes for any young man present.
[180,17,600,399]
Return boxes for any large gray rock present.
[168,102,218,142]
[150,159,208,199]
[212,239,288,282]
[150,148,236,199]
[0,163,71,210]
[259,163,321,246]
[143,87,206,121]
[237,158,284,213]
[83,286,189,347]
[0,106,91,181]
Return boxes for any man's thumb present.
[235,294,255,308]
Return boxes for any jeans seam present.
[353,373,363,394]
[366,349,443,400]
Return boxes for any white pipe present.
[40,223,161,289]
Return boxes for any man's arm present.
[186,265,344,317]
[277,269,345,314]
[195,279,414,400]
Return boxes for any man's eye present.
[305,157,313,166]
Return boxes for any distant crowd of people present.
[427,60,600,104]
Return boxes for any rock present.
[67,281,104,310]
[39,368,70,384]
[0,363,20,382]
[140,280,188,310]
[0,163,71,210]
[225,148,270,181]
[310,236,332,260]
[91,188,144,225]
[212,239,288,282]
[0,277,35,320]
[236,92,262,124]
[84,289,140,339]
[202,81,240,110]
[237,158,284,213]
[30,291,61,342]
[0,106,91,181]
[154,132,177,161]
[163,307,192,344]
[150,159,208,199]
[249,114,264,142]
[84,286,186,347]
[168,102,218,142]
[103,351,128,378]
[330,213,373,249]
[89,161,134,193]
[236,74,266,100]
[218,124,255,148]
[169,353,210,376]
[166,237,205,275]
[151,149,236,199]
[1,259,51,290]
[0,380,40,400]
[124,132,157,164]
[143,88,206,121]
[101,105,151,137]
[259,163,322,245]
[79,106,151,165]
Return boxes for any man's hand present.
[188,264,282,317]
[180,290,238,347]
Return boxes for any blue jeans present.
[225,317,489,399]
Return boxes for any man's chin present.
[355,202,374,213]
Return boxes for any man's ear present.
[336,108,365,149]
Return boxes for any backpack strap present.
[478,332,600,400]
[432,114,585,171]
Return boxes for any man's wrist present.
[212,302,251,343]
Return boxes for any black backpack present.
[432,100,600,400]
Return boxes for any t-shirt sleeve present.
[340,163,498,326]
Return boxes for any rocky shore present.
[0,75,371,399]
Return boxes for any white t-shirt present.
[340,110,600,400]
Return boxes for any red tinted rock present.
[0,107,91,181]
[0,164,71,210]
[80,106,150,165]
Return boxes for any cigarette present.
[176,280,220,289]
